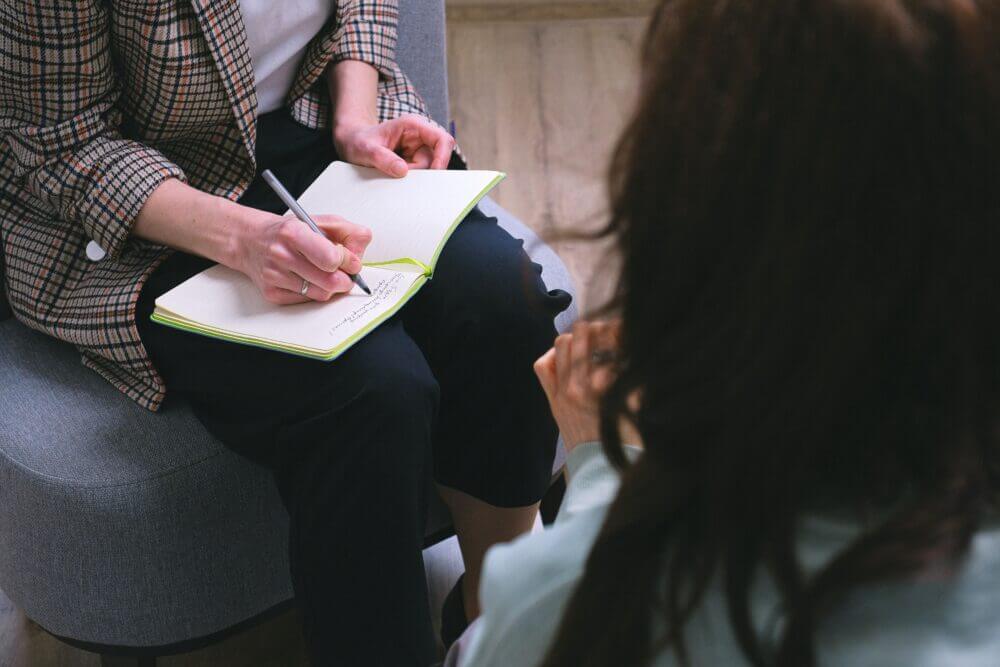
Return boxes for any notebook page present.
[154,264,423,354]
[295,162,504,269]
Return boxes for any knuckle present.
[333,273,352,292]
[333,245,347,267]
[317,272,339,292]
[267,241,286,262]
[277,220,297,242]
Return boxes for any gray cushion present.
[0,323,495,647]
[0,320,294,646]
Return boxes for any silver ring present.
[300,279,310,296]
[591,350,616,366]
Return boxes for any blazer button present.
[86,241,107,262]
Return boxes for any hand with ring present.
[534,320,623,451]
[236,212,373,304]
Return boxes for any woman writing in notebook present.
[0,2,569,665]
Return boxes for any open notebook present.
[151,162,504,360]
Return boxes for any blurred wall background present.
[446,0,654,312]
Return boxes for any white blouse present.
[454,443,1000,667]
[239,0,334,114]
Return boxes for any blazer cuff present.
[76,144,186,260]
[331,20,399,81]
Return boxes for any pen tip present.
[351,272,373,296]
[353,275,373,295]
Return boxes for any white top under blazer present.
[238,0,334,114]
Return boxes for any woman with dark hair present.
[453,0,1000,665]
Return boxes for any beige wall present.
[446,0,652,311]
[447,0,656,21]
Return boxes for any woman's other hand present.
[534,321,622,452]
[237,212,372,305]
[334,114,456,178]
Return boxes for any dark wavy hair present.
[541,0,1000,665]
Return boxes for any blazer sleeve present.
[329,0,400,80]
[0,1,185,260]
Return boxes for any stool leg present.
[101,655,156,667]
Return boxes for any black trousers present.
[135,110,571,666]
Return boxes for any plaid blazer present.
[0,0,434,411]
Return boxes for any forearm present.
[326,60,380,142]
[132,178,366,305]
[132,178,266,269]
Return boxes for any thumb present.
[370,146,409,178]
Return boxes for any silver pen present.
[261,169,372,296]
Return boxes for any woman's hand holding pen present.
[133,179,371,305]
[236,211,372,305]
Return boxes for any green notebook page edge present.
[364,257,431,273]
[150,274,429,362]
[357,172,506,277]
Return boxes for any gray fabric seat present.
[0,0,577,652]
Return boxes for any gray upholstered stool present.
[0,1,577,663]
